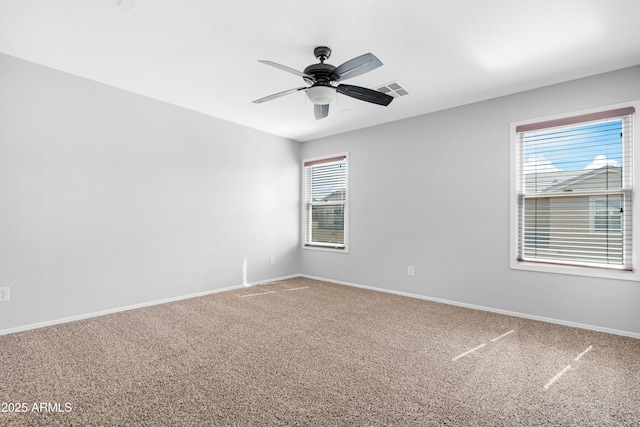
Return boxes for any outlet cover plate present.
[0,287,9,302]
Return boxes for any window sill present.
[303,244,349,253]
[510,259,639,281]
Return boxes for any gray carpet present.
[1,277,639,426]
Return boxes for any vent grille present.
[375,81,409,97]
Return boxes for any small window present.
[303,154,348,251]
[511,103,638,278]
[590,196,622,234]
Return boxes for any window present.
[590,196,622,234]
[511,104,638,278]
[303,154,348,250]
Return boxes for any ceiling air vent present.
[375,81,409,97]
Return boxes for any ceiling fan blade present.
[314,104,329,120]
[336,84,394,106]
[252,87,307,104]
[330,53,383,81]
[258,60,315,81]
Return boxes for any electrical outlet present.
[0,287,9,302]
[408,266,415,277]
[270,256,275,265]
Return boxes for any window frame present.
[302,152,349,253]
[510,101,639,281]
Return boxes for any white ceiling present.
[1,0,639,142]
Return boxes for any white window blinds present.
[516,107,635,270]
[303,155,347,249]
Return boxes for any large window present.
[511,104,637,278]
[303,154,348,250]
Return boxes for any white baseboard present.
[300,274,640,340]
[0,274,300,336]
[4,273,639,340]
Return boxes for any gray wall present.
[300,65,640,336]
[0,54,301,331]
[2,51,639,338]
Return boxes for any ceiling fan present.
[252,46,394,120]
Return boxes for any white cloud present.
[585,155,618,170]
[524,155,559,174]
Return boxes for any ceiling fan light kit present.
[253,46,393,120]
[306,86,336,105]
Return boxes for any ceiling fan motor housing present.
[303,62,338,105]
[303,63,336,84]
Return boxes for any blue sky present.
[523,120,623,174]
